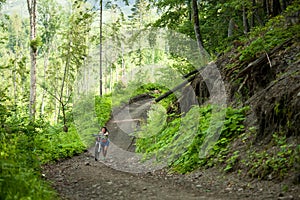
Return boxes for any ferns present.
[136,104,248,173]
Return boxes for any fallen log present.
[155,62,216,103]
[155,74,198,103]
[111,119,141,123]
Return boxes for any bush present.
[0,110,86,199]
[135,104,248,173]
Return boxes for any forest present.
[0,0,299,199]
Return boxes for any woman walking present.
[99,127,110,160]
[94,127,110,161]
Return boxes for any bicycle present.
[93,134,103,161]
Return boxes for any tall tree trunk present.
[41,50,49,116]
[192,0,206,57]
[263,0,270,21]
[250,0,256,28]
[110,62,113,92]
[282,0,287,10]
[121,45,125,79]
[59,42,71,132]
[243,5,250,34]
[12,57,17,106]
[187,0,192,21]
[99,0,103,96]
[228,18,235,37]
[272,0,281,16]
[27,0,37,120]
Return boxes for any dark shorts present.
[101,139,110,147]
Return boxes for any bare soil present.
[41,150,298,200]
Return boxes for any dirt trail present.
[42,97,300,200]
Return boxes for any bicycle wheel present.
[94,142,101,160]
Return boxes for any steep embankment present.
[182,34,300,184]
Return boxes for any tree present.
[153,0,206,54]
[191,0,205,55]
[27,0,38,120]
[57,0,94,131]
[100,0,103,96]
[38,0,61,117]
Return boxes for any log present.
[155,74,198,103]
[111,119,141,123]
[154,61,215,103]
[182,61,214,78]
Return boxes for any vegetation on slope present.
[0,92,112,199]
[136,3,300,182]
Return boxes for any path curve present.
[42,97,299,200]
[87,97,167,174]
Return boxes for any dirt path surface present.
[42,97,300,200]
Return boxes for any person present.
[99,127,110,160]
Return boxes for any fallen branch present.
[155,74,197,103]
[237,74,249,93]
[111,119,141,123]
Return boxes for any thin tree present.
[27,0,37,120]
[100,0,103,96]
[191,0,206,57]
[243,5,250,34]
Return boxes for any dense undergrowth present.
[136,3,300,178]
[136,104,248,174]
[222,3,300,181]
[73,94,112,146]
[0,92,112,199]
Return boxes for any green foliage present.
[0,160,56,200]
[172,106,248,173]
[137,103,167,140]
[224,150,240,173]
[136,104,248,173]
[239,13,300,62]
[72,94,112,147]
[112,82,168,107]
[95,95,112,127]
[245,132,299,180]
[29,36,43,52]
[34,124,86,163]
[0,97,86,198]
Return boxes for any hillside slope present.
[182,24,300,184]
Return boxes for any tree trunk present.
[282,0,287,10]
[59,43,71,132]
[12,59,17,106]
[41,50,49,116]
[272,0,281,16]
[99,0,103,96]
[187,0,192,21]
[263,0,270,21]
[110,62,113,92]
[192,0,206,57]
[228,18,235,37]
[250,0,256,28]
[121,45,125,79]
[27,0,37,120]
[243,5,250,34]
[155,75,197,103]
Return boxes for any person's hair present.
[102,126,108,133]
